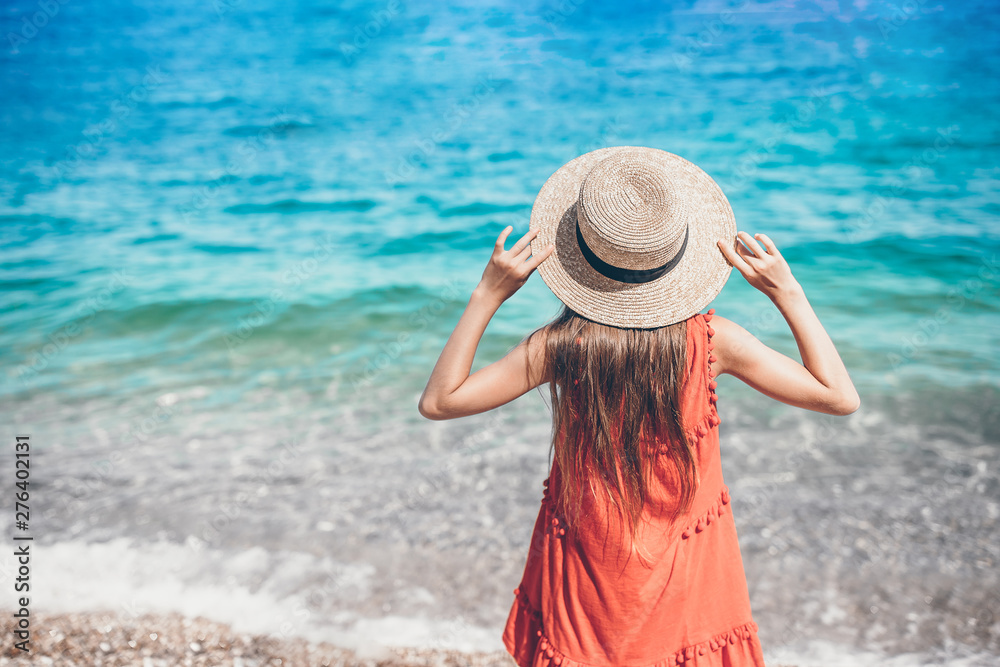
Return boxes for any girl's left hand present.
[477,226,554,305]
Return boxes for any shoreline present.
[0,608,804,667]
[0,609,514,667]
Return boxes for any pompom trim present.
[703,310,720,432]
[679,484,730,540]
[505,586,761,667]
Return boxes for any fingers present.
[508,227,538,256]
[525,241,556,271]
[717,235,753,274]
[507,227,554,271]
[516,234,553,264]
[495,225,514,252]
[515,242,534,263]
[754,232,781,258]
[735,239,757,264]
[737,231,767,259]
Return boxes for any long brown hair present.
[524,304,699,555]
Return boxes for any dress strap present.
[694,309,722,438]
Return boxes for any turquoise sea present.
[2,0,999,663]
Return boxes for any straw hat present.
[528,145,736,328]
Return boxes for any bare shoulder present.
[703,314,761,378]
[524,324,550,351]
[521,325,551,386]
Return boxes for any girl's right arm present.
[711,231,860,416]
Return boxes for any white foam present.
[0,537,503,652]
[765,639,995,667]
[1,538,992,662]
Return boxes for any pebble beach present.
[0,612,804,667]
[0,609,515,667]
[0,610,802,667]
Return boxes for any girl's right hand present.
[717,231,801,301]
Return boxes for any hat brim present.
[529,146,736,328]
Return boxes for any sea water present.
[1,0,998,663]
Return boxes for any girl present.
[419,147,859,666]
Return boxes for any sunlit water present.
[1,0,999,663]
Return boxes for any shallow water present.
[2,0,999,664]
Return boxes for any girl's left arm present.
[418,226,555,420]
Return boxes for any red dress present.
[503,309,766,666]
